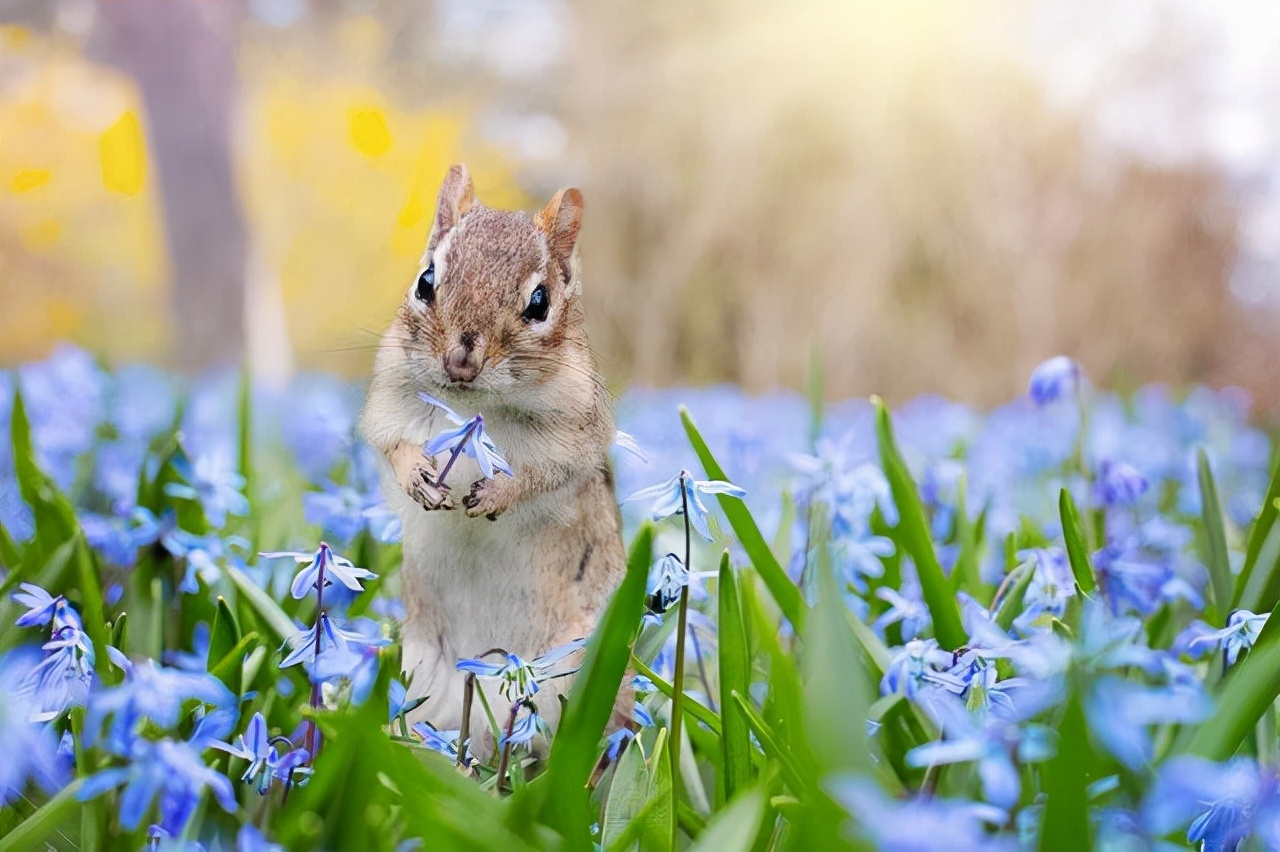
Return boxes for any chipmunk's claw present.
[408,467,454,512]
[463,477,514,520]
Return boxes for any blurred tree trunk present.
[88,0,246,370]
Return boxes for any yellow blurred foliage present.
[99,109,146,195]
[0,29,527,371]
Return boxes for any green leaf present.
[602,735,673,852]
[72,536,112,681]
[1037,674,1094,852]
[680,407,805,631]
[210,631,259,699]
[873,398,965,650]
[845,607,892,679]
[804,533,874,776]
[950,475,983,597]
[237,363,254,499]
[993,560,1036,632]
[0,520,20,572]
[539,523,651,849]
[9,389,79,566]
[631,656,722,737]
[1234,460,1280,612]
[227,565,296,643]
[730,691,807,795]
[0,778,84,852]
[1198,449,1233,626]
[603,735,675,852]
[208,595,242,670]
[1058,489,1096,595]
[1183,593,1280,760]
[718,551,754,803]
[687,788,766,852]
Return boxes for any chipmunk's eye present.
[415,263,436,306]
[522,284,549,323]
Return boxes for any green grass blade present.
[0,778,84,852]
[804,533,873,777]
[1234,461,1280,610]
[718,551,754,802]
[680,407,805,630]
[1058,488,1096,595]
[1037,675,1094,852]
[227,565,297,643]
[72,536,112,680]
[1183,594,1280,760]
[873,399,965,650]
[687,788,766,852]
[1198,449,1233,626]
[539,523,651,849]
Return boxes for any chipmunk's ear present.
[433,164,475,239]
[535,188,583,266]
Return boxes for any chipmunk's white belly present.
[385,456,570,738]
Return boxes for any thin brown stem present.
[458,673,475,767]
[495,700,521,794]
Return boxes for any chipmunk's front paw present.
[407,466,455,512]
[462,477,517,520]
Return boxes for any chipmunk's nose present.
[444,333,482,383]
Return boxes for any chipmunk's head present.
[397,164,592,408]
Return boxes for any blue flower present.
[456,638,586,701]
[161,529,249,595]
[237,824,285,852]
[624,470,746,541]
[0,651,66,803]
[1028,356,1082,406]
[646,553,687,613]
[499,705,544,749]
[86,652,235,753]
[906,719,1055,809]
[11,583,64,628]
[418,393,513,480]
[1092,459,1149,508]
[262,542,377,601]
[873,586,930,641]
[1086,675,1212,770]
[1176,609,1268,667]
[77,736,237,835]
[829,776,1012,852]
[412,722,462,759]
[164,449,249,528]
[1143,756,1270,852]
[278,614,387,673]
[210,712,311,795]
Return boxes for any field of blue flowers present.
[2,345,1279,851]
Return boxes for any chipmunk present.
[360,165,627,756]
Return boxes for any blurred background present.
[1,0,1278,413]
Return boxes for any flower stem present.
[495,700,521,794]
[668,473,692,848]
[305,551,327,762]
[458,673,475,768]
[433,418,481,489]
